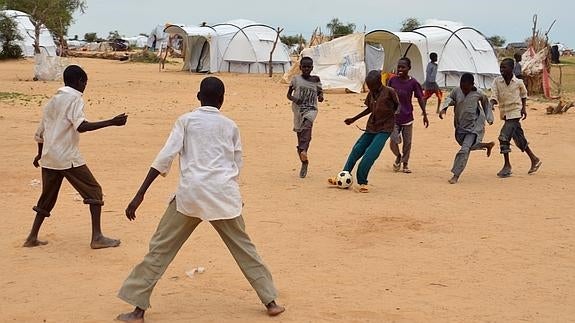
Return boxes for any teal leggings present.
[343,132,390,185]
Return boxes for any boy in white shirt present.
[25,65,128,249]
[116,77,284,322]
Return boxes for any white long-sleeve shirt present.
[34,86,87,170]
[152,106,243,221]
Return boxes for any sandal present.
[357,184,369,193]
[393,162,401,172]
[528,160,542,174]
[328,176,338,185]
[402,166,412,174]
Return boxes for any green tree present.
[2,0,87,54]
[280,34,305,47]
[400,17,421,32]
[0,12,23,59]
[84,32,97,42]
[326,18,356,39]
[281,34,306,54]
[486,35,506,47]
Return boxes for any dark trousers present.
[498,118,528,154]
[343,132,390,185]
[33,165,103,217]
[296,119,313,153]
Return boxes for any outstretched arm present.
[125,168,161,221]
[438,90,456,120]
[345,108,370,125]
[77,113,128,133]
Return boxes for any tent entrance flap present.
[186,36,211,73]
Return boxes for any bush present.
[129,50,160,63]
[0,13,23,60]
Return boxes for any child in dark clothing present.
[388,57,429,174]
[328,70,399,193]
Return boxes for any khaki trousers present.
[118,199,278,309]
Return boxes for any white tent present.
[397,21,500,89]
[0,10,57,57]
[164,19,291,74]
[146,24,169,50]
[284,21,499,92]
[124,35,148,48]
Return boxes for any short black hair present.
[399,57,411,68]
[63,65,87,85]
[366,70,382,83]
[513,53,522,61]
[199,76,225,102]
[300,56,313,64]
[460,73,474,84]
[501,58,515,69]
[430,52,438,60]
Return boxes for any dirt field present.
[1,58,573,322]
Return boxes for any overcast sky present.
[68,0,572,47]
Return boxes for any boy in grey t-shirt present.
[287,56,323,178]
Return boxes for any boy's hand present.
[438,109,446,120]
[344,118,355,125]
[521,107,527,120]
[33,155,41,168]
[423,114,429,128]
[318,95,324,103]
[125,192,144,221]
[111,113,128,126]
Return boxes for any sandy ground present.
[1,58,574,323]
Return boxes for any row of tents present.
[160,19,500,91]
[0,9,500,91]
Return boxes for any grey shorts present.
[498,118,528,153]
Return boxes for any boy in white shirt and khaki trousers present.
[116,77,284,322]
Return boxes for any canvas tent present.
[397,21,500,89]
[164,19,291,74]
[284,21,499,92]
[0,10,57,57]
[147,24,169,50]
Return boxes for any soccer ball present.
[336,171,353,189]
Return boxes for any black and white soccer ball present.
[336,171,353,189]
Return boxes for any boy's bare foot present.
[485,142,495,157]
[448,175,459,184]
[91,236,121,249]
[497,166,512,178]
[266,301,285,316]
[23,238,48,247]
[528,159,542,174]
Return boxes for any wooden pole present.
[269,27,284,77]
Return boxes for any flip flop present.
[528,160,542,174]
[497,171,512,178]
[328,177,338,185]
[299,161,308,178]
[402,167,412,174]
[393,162,401,172]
